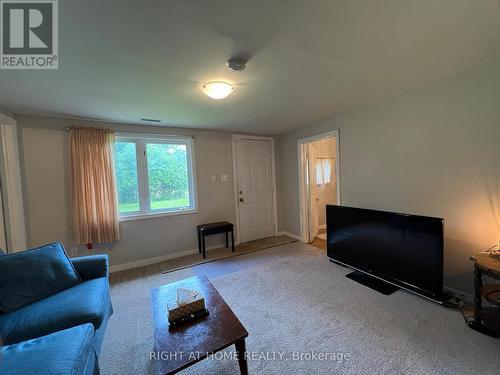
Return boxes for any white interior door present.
[236,139,275,243]
[307,144,319,242]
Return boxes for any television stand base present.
[346,271,400,295]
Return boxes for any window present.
[322,158,332,184]
[114,134,197,218]
[315,158,333,185]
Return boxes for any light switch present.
[221,174,229,183]
[211,175,217,183]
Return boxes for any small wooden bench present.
[197,221,234,259]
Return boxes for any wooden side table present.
[197,222,235,259]
[470,252,500,336]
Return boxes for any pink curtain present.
[70,128,120,244]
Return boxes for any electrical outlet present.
[211,175,217,183]
[221,174,228,183]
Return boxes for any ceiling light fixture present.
[201,81,233,100]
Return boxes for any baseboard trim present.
[277,231,301,241]
[443,285,474,304]
[109,242,237,273]
[109,231,301,273]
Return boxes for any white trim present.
[109,241,240,273]
[232,134,275,141]
[298,130,340,243]
[0,110,15,122]
[231,138,239,241]
[277,231,301,241]
[110,248,198,273]
[0,185,6,250]
[231,134,278,244]
[0,119,27,252]
[119,208,198,222]
[298,142,307,243]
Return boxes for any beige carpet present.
[110,235,296,284]
[100,242,500,375]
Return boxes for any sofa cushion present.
[0,323,95,375]
[71,254,109,281]
[0,277,110,345]
[0,242,81,312]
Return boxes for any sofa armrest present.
[71,255,109,280]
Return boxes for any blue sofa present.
[0,249,113,375]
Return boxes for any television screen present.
[327,205,444,301]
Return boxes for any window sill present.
[119,208,198,222]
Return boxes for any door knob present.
[239,198,244,202]
[239,190,243,194]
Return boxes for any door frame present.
[232,134,278,244]
[0,112,27,252]
[297,130,340,243]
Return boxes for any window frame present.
[114,133,198,221]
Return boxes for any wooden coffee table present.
[150,276,249,374]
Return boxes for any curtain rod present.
[64,127,197,139]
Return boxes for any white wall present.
[17,115,244,269]
[277,62,500,293]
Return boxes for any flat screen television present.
[326,205,444,302]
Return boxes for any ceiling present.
[0,0,499,135]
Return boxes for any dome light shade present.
[201,81,233,99]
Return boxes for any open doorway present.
[298,130,340,250]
